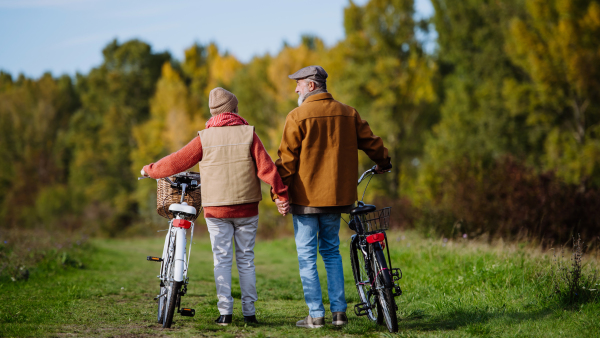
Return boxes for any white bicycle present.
[139,172,201,328]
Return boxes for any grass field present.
[1,228,599,337]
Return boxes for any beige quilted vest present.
[197,125,262,207]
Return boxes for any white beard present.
[297,95,304,107]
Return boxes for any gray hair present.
[306,78,327,91]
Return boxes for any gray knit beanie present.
[208,87,238,116]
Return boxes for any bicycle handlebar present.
[358,163,393,185]
[138,173,199,191]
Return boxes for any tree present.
[327,0,438,197]
[507,0,600,186]
[68,39,169,236]
[0,72,79,227]
[132,62,205,223]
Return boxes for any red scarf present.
[205,112,249,128]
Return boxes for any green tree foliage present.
[420,0,528,201]
[506,0,600,186]
[68,39,169,235]
[2,0,599,241]
[0,72,79,227]
[418,0,600,241]
[327,0,438,197]
[132,62,204,223]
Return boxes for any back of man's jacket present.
[276,92,390,207]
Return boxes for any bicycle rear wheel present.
[350,237,378,322]
[163,280,181,328]
[372,249,398,332]
[157,280,166,323]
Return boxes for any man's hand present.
[275,198,289,216]
[374,163,392,174]
[140,168,149,177]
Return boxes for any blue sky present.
[0,0,434,79]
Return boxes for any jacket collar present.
[303,92,333,104]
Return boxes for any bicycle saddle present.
[169,202,197,216]
[350,201,376,216]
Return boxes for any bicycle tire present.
[163,280,181,328]
[350,237,378,322]
[372,249,398,333]
[157,232,174,324]
[157,281,166,324]
[161,232,179,328]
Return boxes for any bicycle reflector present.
[366,233,385,244]
[173,219,192,229]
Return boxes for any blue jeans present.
[293,213,347,318]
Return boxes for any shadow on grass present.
[397,304,559,333]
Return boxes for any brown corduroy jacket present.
[275,92,390,207]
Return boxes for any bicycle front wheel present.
[372,249,398,333]
[350,237,378,322]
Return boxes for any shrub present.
[550,234,599,306]
[425,157,600,244]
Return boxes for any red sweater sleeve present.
[143,137,203,179]
[250,133,289,201]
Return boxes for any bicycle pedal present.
[147,256,163,262]
[180,308,195,317]
[391,268,402,281]
[354,302,371,317]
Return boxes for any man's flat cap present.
[288,65,328,82]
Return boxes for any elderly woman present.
[141,87,288,326]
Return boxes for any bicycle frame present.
[161,217,194,284]
[351,217,393,289]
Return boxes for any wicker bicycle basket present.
[156,172,202,221]
[360,207,391,234]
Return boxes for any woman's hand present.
[275,198,289,216]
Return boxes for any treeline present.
[1,0,599,243]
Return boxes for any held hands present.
[275,198,290,216]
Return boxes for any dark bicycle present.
[348,165,402,333]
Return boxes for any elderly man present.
[274,66,391,328]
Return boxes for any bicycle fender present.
[174,228,187,282]
[350,234,358,246]
[374,249,393,288]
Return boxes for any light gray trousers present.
[205,215,259,316]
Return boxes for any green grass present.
[0,229,598,337]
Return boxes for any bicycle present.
[139,171,201,328]
[347,165,402,333]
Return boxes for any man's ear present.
[308,81,316,92]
